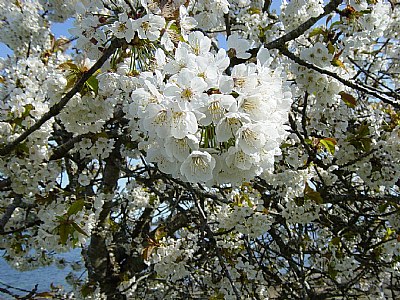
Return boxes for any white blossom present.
[180,150,216,183]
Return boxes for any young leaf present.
[142,244,158,261]
[85,75,99,95]
[327,41,335,54]
[331,58,346,70]
[309,27,325,38]
[58,223,70,245]
[58,61,79,71]
[34,292,55,298]
[339,91,357,108]
[320,138,337,155]
[154,225,166,242]
[67,199,85,216]
[71,221,89,237]
[304,184,324,204]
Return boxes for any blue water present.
[0,249,83,299]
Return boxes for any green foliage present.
[346,121,372,152]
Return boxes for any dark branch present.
[261,0,342,50]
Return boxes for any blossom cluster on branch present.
[0,0,400,299]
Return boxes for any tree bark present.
[87,141,127,300]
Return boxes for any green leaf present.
[346,122,372,152]
[58,61,79,71]
[327,41,335,54]
[384,228,395,240]
[309,27,325,38]
[21,104,34,118]
[81,284,96,298]
[154,225,166,242]
[55,215,66,222]
[331,58,346,70]
[65,73,78,91]
[230,91,239,98]
[34,292,55,298]
[378,202,389,213]
[304,138,312,145]
[59,223,70,245]
[67,199,85,216]
[71,221,89,237]
[339,91,357,108]
[320,138,337,155]
[14,143,29,156]
[360,137,372,152]
[247,7,261,14]
[280,143,292,149]
[168,22,181,35]
[304,184,324,204]
[85,75,99,95]
[329,20,342,30]
[357,122,370,137]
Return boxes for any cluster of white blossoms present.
[189,0,230,30]
[0,52,72,196]
[39,0,80,22]
[0,1,51,55]
[1,0,400,299]
[281,0,324,31]
[59,92,117,134]
[122,30,291,185]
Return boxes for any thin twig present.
[49,133,92,161]
[301,92,309,139]
[348,56,400,98]
[193,194,241,300]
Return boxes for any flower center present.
[181,88,193,101]
[141,21,150,31]
[117,23,127,33]
[154,110,167,124]
[242,128,258,144]
[208,101,223,119]
[234,77,246,88]
[192,156,207,171]
[242,98,256,112]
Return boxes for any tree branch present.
[280,47,400,109]
[0,196,22,234]
[193,193,241,300]
[0,38,125,157]
[49,133,92,161]
[262,0,342,50]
